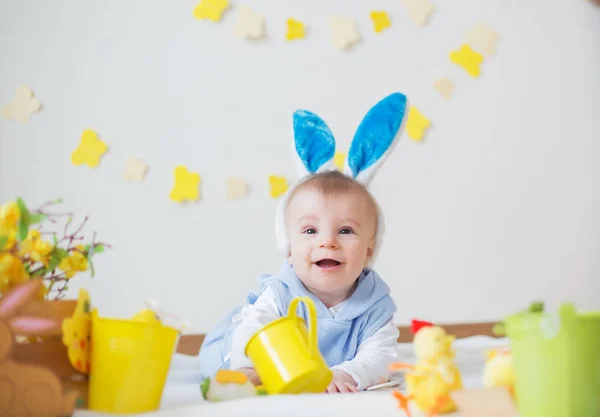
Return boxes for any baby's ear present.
[366,237,375,260]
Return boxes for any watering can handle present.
[287,297,319,359]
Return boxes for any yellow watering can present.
[245,296,333,394]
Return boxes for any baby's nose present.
[319,235,338,248]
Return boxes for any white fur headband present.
[275,92,409,265]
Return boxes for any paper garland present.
[193,2,434,47]
[1,7,502,205]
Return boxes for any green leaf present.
[48,251,63,271]
[52,233,58,246]
[16,197,28,215]
[200,378,211,400]
[0,235,8,250]
[17,219,29,242]
[57,248,68,258]
[28,213,47,224]
[93,245,105,254]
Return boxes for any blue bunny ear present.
[344,93,408,185]
[292,110,336,178]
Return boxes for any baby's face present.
[285,188,376,304]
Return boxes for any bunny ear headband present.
[275,92,409,264]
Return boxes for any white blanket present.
[74,336,510,417]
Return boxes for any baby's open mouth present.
[315,259,341,268]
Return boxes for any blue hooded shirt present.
[197,262,396,380]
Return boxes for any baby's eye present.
[339,228,354,235]
[303,227,317,235]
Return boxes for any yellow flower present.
[0,224,17,250]
[0,253,29,294]
[59,246,88,279]
[19,229,53,265]
[0,201,20,227]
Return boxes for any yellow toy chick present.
[483,348,515,397]
[62,289,92,374]
[390,320,463,417]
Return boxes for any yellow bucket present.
[88,308,178,413]
[245,296,333,395]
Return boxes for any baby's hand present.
[326,370,358,393]
[237,367,262,386]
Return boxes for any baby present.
[198,91,408,393]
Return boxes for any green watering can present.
[496,302,600,417]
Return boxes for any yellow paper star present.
[406,106,431,142]
[170,166,201,203]
[71,129,108,168]
[450,44,484,78]
[286,18,305,41]
[370,11,391,33]
[269,176,288,198]
[334,152,346,171]
[193,0,229,22]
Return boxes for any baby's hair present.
[286,170,380,236]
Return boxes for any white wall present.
[1,0,599,333]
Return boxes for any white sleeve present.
[330,319,399,390]
[228,286,282,370]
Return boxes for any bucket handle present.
[287,297,319,359]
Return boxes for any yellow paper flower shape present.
[286,18,305,41]
[71,129,108,168]
[193,0,229,22]
[370,11,391,33]
[226,177,248,200]
[334,152,346,171]
[170,166,202,203]
[406,106,431,142]
[62,289,92,374]
[450,44,484,78]
[269,176,288,198]
[1,86,41,124]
